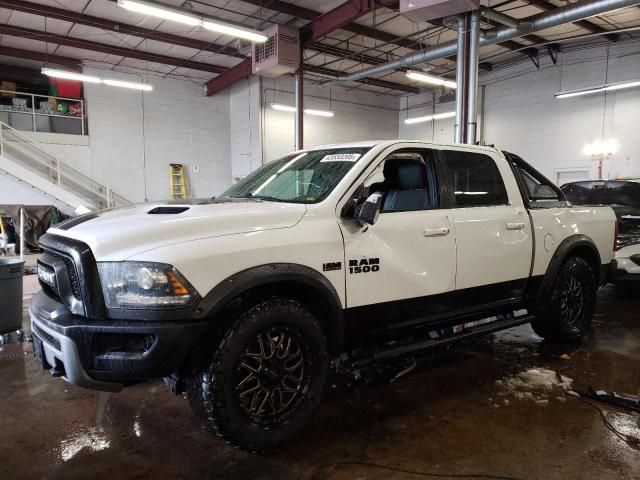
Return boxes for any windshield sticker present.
[320,153,361,163]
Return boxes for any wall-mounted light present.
[406,71,457,89]
[270,104,334,117]
[583,139,620,156]
[42,68,153,91]
[117,0,267,43]
[556,79,640,99]
[404,111,455,124]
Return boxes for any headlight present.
[97,262,197,309]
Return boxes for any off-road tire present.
[531,256,597,342]
[186,297,329,451]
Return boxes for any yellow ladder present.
[169,163,189,200]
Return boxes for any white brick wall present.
[262,77,400,162]
[399,38,640,183]
[229,76,263,180]
[83,68,231,202]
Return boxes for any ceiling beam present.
[239,0,427,50]
[206,0,378,95]
[204,59,251,96]
[525,0,619,41]
[0,0,244,58]
[301,0,375,43]
[0,24,230,74]
[0,46,80,67]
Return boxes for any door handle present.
[424,227,450,237]
[506,222,526,230]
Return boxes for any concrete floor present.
[1,271,639,480]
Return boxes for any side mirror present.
[355,193,383,226]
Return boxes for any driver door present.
[337,145,457,338]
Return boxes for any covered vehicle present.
[561,180,640,284]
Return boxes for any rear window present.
[442,151,509,207]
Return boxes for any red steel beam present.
[239,0,425,50]
[303,0,374,42]
[206,0,378,95]
[0,24,229,74]
[0,46,80,67]
[0,0,245,58]
[205,59,252,96]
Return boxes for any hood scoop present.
[148,206,190,215]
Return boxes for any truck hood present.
[48,199,307,260]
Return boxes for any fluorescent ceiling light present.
[304,109,334,117]
[42,68,154,91]
[404,115,433,125]
[556,79,640,99]
[103,79,153,91]
[42,68,102,83]
[270,104,335,117]
[118,0,267,42]
[432,111,456,120]
[202,20,267,43]
[404,111,455,124]
[271,103,297,112]
[117,0,200,26]
[406,70,457,89]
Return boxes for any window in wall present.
[443,151,509,207]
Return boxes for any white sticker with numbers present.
[320,153,361,163]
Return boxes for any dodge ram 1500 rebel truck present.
[31,140,616,450]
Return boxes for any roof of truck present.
[307,140,500,153]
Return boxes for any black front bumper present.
[30,290,208,392]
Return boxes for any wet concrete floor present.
[1,276,639,480]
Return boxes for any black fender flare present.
[194,263,345,351]
[533,234,602,305]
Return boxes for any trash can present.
[0,258,24,335]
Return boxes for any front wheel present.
[531,256,597,342]
[187,297,329,451]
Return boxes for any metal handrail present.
[0,120,130,209]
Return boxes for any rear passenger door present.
[441,148,533,306]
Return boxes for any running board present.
[348,314,535,369]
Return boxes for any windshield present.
[220,147,371,203]
[561,181,640,207]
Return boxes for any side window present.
[443,151,509,207]
[504,151,565,208]
[362,150,439,213]
[517,167,560,204]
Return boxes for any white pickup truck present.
[31,140,617,450]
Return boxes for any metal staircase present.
[0,121,130,212]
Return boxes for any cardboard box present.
[1,81,16,97]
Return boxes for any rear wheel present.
[531,256,597,342]
[187,297,329,451]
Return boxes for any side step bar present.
[348,314,535,369]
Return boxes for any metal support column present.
[294,46,304,150]
[466,10,481,145]
[454,14,468,144]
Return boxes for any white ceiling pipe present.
[335,0,640,83]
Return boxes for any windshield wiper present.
[230,193,287,202]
